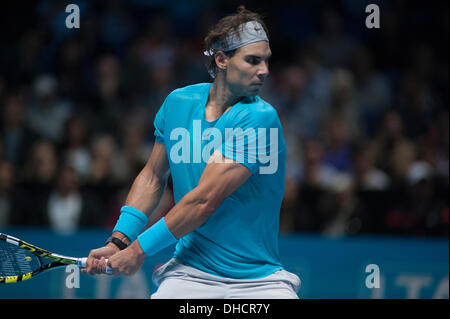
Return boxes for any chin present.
[248,87,262,96]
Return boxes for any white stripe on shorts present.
[151,258,301,299]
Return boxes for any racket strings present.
[0,241,40,276]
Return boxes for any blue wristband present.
[137,217,178,257]
[113,206,149,241]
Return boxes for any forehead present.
[235,41,272,57]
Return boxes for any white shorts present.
[151,258,301,299]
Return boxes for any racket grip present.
[79,257,113,275]
[104,260,113,275]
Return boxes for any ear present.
[214,51,229,71]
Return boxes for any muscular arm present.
[111,141,171,245]
[85,142,171,275]
[91,149,251,276]
[164,150,252,238]
[120,148,251,243]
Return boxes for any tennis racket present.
[0,232,112,283]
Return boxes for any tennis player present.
[84,6,300,299]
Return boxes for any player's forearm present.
[164,186,217,239]
[125,167,168,214]
[113,168,168,244]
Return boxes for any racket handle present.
[79,257,113,275]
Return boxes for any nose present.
[258,61,269,79]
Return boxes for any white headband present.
[204,21,269,57]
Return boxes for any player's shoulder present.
[166,83,211,102]
[239,96,281,125]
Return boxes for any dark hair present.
[204,6,269,78]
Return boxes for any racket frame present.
[0,233,88,283]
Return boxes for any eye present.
[246,56,261,65]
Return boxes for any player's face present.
[225,41,271,97]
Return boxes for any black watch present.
[105,236,128,250]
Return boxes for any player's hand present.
[107,240,146,276]
[83,244,119,275]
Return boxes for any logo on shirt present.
[168,120,279,174]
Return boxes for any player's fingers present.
[85,254,93,273]
[87,249,107,275]
[87,249,101,270]
[85,247,115,275]
[98,257,108,274]
[88,257,101,275]
[86,253,96,274]
[107,258,120,277]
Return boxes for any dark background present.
[0,0,448,238]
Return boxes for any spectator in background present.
[351,140,390,191]
[139,13,176,119]
[397,71,436,140]
[324,68,361,141]
[351,138,393,234]
[115,121,153,185]
[275,65,307,116]
[423,111,449,190]
[374,110,417,187]
[14,139,58,225]
[314,7,357,68]
[321,116,354,173]
[295,44,333,140]
[409,44,436,93]
[59,115,92,182]
[287,140,338,232]
[142,62,176,129]
[173,37,212,86]
[121,38,152,101]
[86,133,124,221]
[138,14,175,70]
[90,54,125,133]
[350,46,392,137]
[21,139,58,185]
[47,165,106,234]
[87,133,125,185]
[14,27,48,84]
[56,38,88,101]
[0,94,38,166]
[384,161,448,236]
[280,175,300,233]
[301,140,338,189]
[26,74,73,142]
[320,173,373,237]
[271,66,306,186]
[136,14,177,128]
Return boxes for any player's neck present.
[207,79,242,114]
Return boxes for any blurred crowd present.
[0,1,448,237]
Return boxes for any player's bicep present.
[196,150,252,210]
